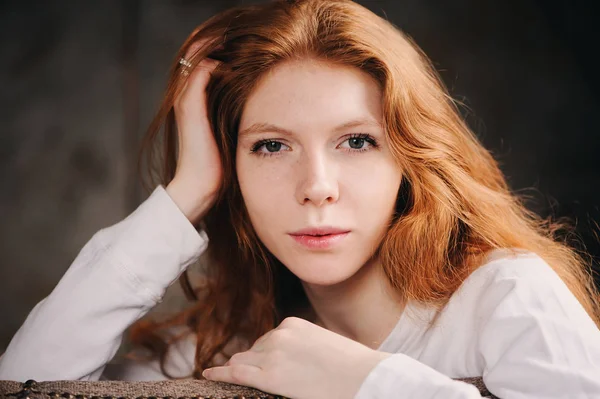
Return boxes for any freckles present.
[260,162,287,183]
[245,161,290,202]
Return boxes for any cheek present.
[344,158,401,200]
[369,169,401,202]
[237,158,290,224]
[343,160,402,235]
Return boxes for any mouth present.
[288,228,351,250]
[290,227,350,236]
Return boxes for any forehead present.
[239,59,383,133]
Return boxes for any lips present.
[289,226,350,236]
[288,227,351,250]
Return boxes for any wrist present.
[346,349,392,399]
[165,179,215,225]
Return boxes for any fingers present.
[185,58,219,94]
[183,37,217,60]
[203,363,262,387]
[227,350,264,367]
[174,57,220,116]
[204,350,264,386]
[174,37,221,109]
[249,329,275,353]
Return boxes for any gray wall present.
[1,0,598,350]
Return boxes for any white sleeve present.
[355,255,600,399]
[354,353,483,398]
[0,185,208,381]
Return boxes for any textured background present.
[1,0,599,350]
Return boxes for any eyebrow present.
[238,118,383,137]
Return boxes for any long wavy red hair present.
[129,0,600,379]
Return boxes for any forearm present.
[0,186,208,381]
[355,353,482,399]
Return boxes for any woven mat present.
[0,377,497,399]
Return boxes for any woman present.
[1,0,599,397]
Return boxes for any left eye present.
[251,140,291,154]
[346,137,367,149]
[339,135,377,150]
[263,141,283,152]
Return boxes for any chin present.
[285,258,362,287]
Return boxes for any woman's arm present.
[355,353,484,398]
[355,255,600,398]
[0,185,208,381]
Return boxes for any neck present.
[300,257,406,350]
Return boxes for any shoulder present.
[456,248,568,302]
[468,248,558,283]
[448,250,600,397]
[451,248,598,334]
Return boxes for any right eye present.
[250,140,290,156]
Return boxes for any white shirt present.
[1,185,599,399]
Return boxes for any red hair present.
[129,0,600,379]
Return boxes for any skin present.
[203,59,406,398]
[236,59,406,350]
[172,53,404,397]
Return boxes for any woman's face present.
[236,59,402,286]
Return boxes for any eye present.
[348,137,366,149]
[250,139,290,155]
[264,141,282,152]
[339,134,379,151]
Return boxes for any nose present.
[295,151,339,207]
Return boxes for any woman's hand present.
[166,40,222,225]
[202,317,392,399]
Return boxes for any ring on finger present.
[179,57,192,76]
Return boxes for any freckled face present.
[236,59,402,287]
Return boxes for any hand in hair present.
[166,39,223,225]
